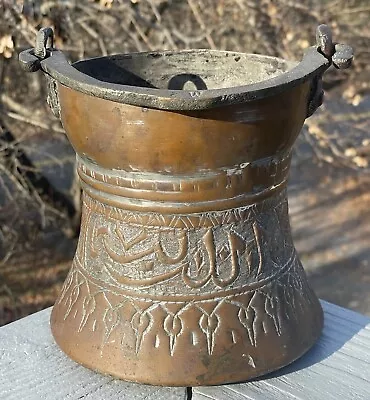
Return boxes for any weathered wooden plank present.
[193,301,370,400]
[0,308,186,400]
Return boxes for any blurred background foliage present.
[0,0,369,324]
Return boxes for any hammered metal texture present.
[49,82,323,386]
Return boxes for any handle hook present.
[34,27,54,59]
[316,24,353,69]
[19,27,54,72]
[307,24,354,117]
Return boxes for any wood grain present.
[0,309,186,400]
[193,301,370,400]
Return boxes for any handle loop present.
[34,27,54,59]
[19,27,54,72]
[307,24,354,117]
[316,24,353,69]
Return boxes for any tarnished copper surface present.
[19,25,353,386]
[50,82,324,386]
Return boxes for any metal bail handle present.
[34,27,54,59]
[21,24,354,72]
[19,27,54,72]
[316,24,354,69]
[307,24,354,117]
[18,24,353,116]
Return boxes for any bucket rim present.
[37,47,329,110]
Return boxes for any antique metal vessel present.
[19,25,352,386]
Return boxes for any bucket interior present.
[73,50,298,91]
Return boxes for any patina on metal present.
[19,25,353,386]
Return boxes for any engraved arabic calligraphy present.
[82,195,282,292]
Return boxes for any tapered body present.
[19,26,353,385]
[50,82,323,386]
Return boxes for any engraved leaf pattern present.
[103,307,120,345]
[57,269,75,305]
[199,313,219,355]
[64,283,81,320]
[58,255,309,356]
[131,309,152,353]
[194,248,205,273]
[78,295,96,332]
[238,306,256,347]
[264,293,282,336]
[164,314,182,336]
[163,314,183,356]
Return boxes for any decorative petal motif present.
[57,253,311,360]
[163,314,183,356]
[198,302,222,355]
[64,279,83,320]
[264,295,282,336]
[78,295,96,332]
[130,308,152,354]
[57,269,75,305]
[102,306,121,347]
[238,306,256,347]
[199,309,220,355]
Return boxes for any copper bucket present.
[19,25,352,386]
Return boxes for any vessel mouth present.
[72,49,298,92]
[38,46,329,110]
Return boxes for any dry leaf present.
[100,0,113,8]
[0,35,14,59]
[353,156,368,168]
[345,148,357,157]
[297,39,309,49]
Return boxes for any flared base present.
[50,188,324,386]
[50,256,323,386]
